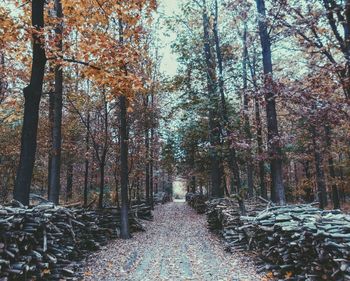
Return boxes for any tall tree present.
[212,0,243,199]
[48,0,63,204]
[242,22,254,198]
[255,0,286,204]
[201,0,223,197]
[119,19,130,239]
[14,0,47,205]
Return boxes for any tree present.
[201,0,224,197]
[119,18,131,239]
[14,0,47,205]
[255,0,286,205]
[48,0,64,204]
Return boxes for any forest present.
[0,0,350,280]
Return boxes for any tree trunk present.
[48,90,54,197]
[150,94,155,210]
[83,113,90,207]
[119,19,130,239]
[255,0,285,205]
[202,0,223,198]
[119,94,130,239]
[48,0,63,205]
[247,48,267,199]
[191,176,196,193]
[65,161,73,201]
[324,125,340,209]
[98,160,105,208]
[145,125,150,205]
[212,0,241,198]
[311,125,328,209]
[242,23,254,198]
[303,161,314,203]
[14,0,47,205]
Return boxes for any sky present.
[157,0,181,77]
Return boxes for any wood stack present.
[186,193,207,214]
[206,198,266,251]
[240,205,350,280]
[0,201,152,280]
[205,198,350,280]
[130,204,153,221]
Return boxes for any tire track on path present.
[84,202,261,281]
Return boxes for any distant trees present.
[0,0,349,211]
[167,0,349,208]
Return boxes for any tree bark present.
[202,0,223,198]
[119,19,130,239]
[48,0,63,204]
[324,125,340,209]
[242,23,254,198]
[311,125,328,209]
[303,160,314,202]
[247,48,267,199]
[145,123,150,205]
[48,90,54,197]
[98,94,108,209]
[119,94,130,239]
[255,0,285,205]
[83,112,90,207]
[98,160,105,208]
[150,93,155,209]
[14,0,47,205]
[65,161,73,201]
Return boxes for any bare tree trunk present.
[14,0,47,205]
[150,93,155,209]
[255,0,285,205]
[98,160,105,208]
[212,0,241,197]
[202,0,223,197]
[48,0,63,204]
[303,161,314,202]
[242,23,254,198]
[66,161,73,201]
[120,93,130,239]
[119,20,130,239]
[48,90,54,197]
[145,124,150,204]
[324,125,340,209]
[144,95,151,205]
[311,125,328,209]
[83,113,90,207]
[247,48,267,199]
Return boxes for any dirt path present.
[83,202,261,281]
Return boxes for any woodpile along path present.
[84,202,261,281]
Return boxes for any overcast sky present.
[158,0,181,77]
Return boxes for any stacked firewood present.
[240,205,350,280]
[130,203,153,221]
[206,198,350,280]
[0,201,152,280]
[186,193,207,214]
[206,198,267,251]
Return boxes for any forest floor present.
[83,201,262,281]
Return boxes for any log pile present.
[186,193,207,214]
[241,205,350,280]
[0,201,152,280]
[206,198,266,251]
[205,198,350,280]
